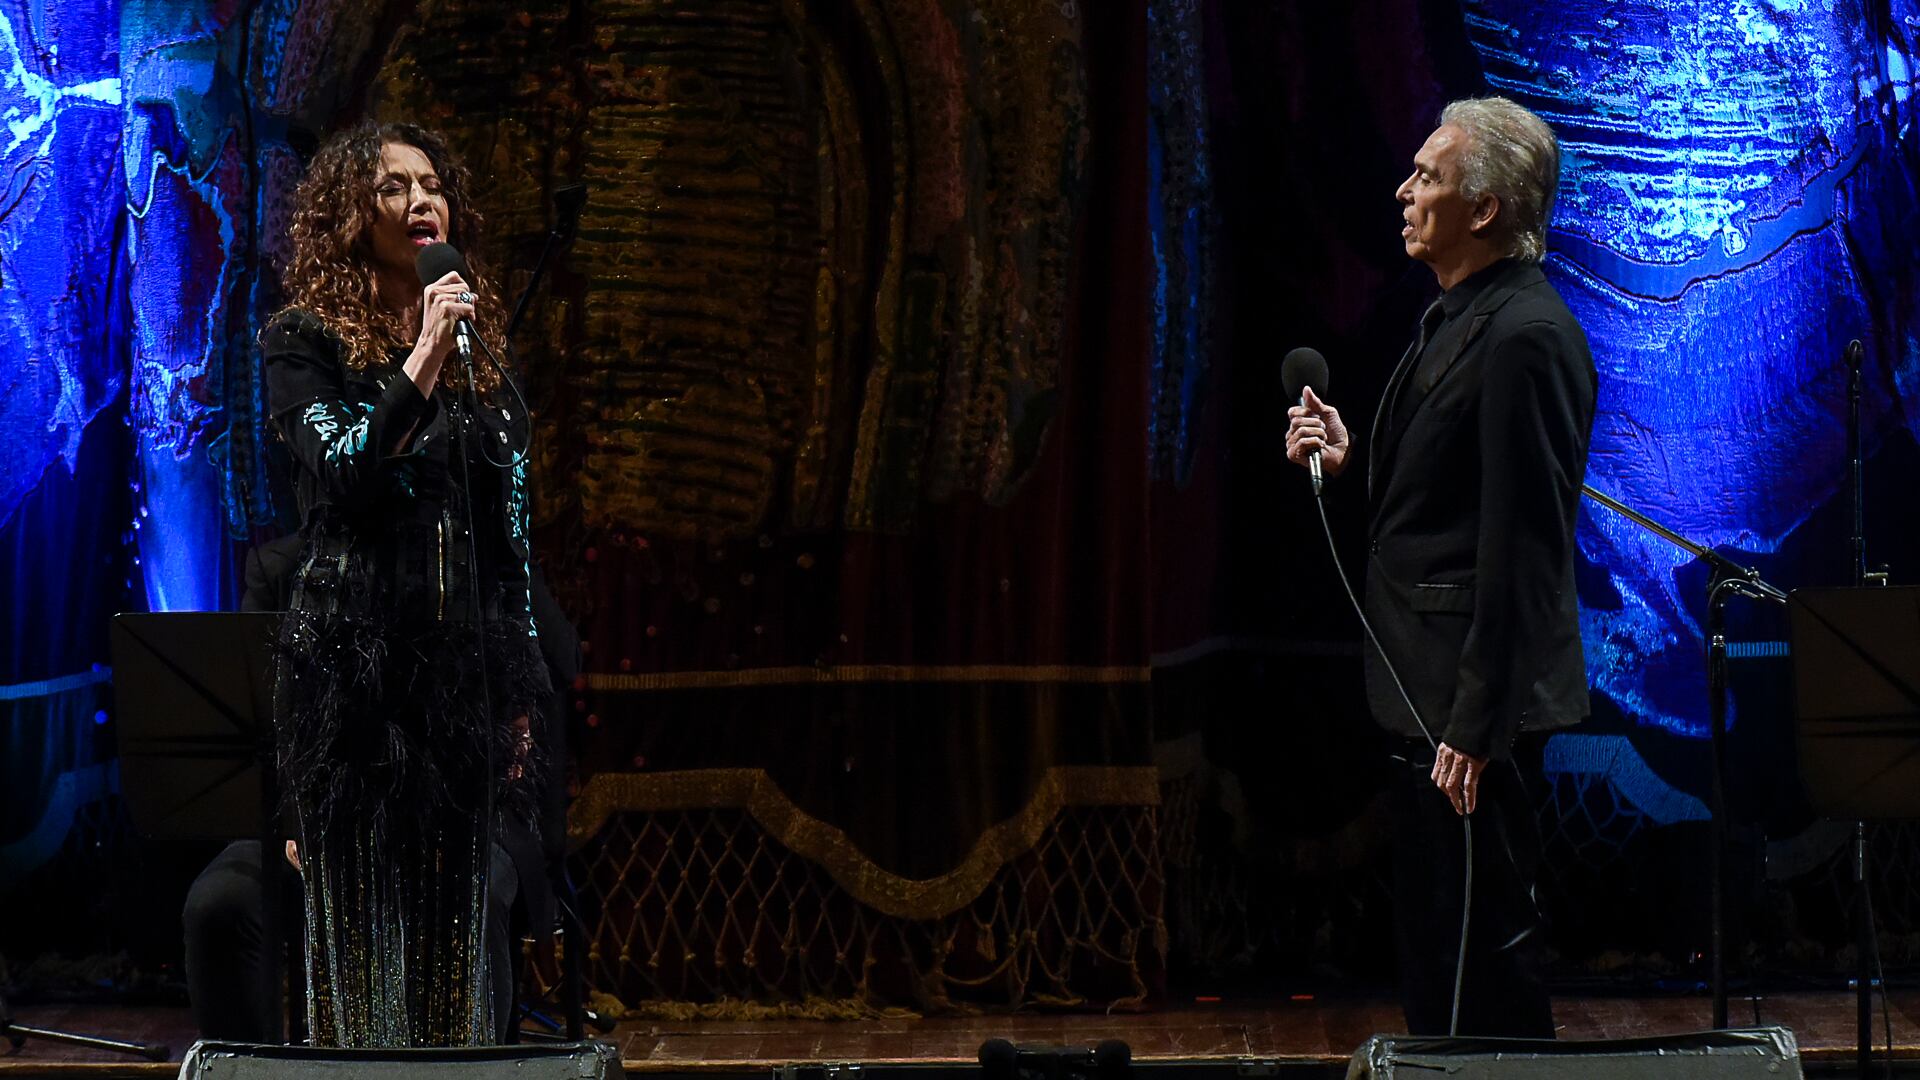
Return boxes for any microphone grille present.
[414,241,471,287]
[978,1038,1018,1079]
[1281,347,1329,402]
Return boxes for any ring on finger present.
[457,290,475,304]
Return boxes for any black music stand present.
[1788,585,1920,1079]
[108,612,293,1045]
[1788,587,1920,818]
[110,613,280,837]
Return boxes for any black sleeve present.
[528,567,576,862]
[262,311,438,511]
[1441,319,1589,758]
[486,371,541,639]
[529,568,580,687]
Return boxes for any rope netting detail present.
[531,804,1166,1013]
[1158,768,1397,981]
[1534,762,1654,873]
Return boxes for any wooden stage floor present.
[4,992,1919,1075]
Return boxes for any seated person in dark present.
[181,534,579,1042]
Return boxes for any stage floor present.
[4,993,1918,1074]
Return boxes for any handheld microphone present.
[1093,1039,1132,1080]
[1281,346,1330,496]
[979,1038,1018,1080]
[414,241,476,362]
[978,1038,1133,1080]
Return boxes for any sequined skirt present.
[274,583,549,1047]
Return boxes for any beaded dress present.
[262,309,547,1047]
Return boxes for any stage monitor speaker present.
[1348,1027,1801,1079]
[178,1040,625,1080]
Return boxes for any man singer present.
[1285,96,1597,1037]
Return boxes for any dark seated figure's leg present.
[487,839,522,1043]
[183,840,283,1043]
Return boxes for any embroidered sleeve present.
[263,311,437,509]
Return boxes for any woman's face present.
[367,141,450,278]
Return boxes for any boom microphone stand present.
[506,184,586,343]
[1579,484,1787,1030]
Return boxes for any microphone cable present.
[461,320,548,1039]
[473,334,531,470]
[452,349,505,1035]
[1309,478,1476,1037]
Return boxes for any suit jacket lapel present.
[1368,263,1545,500]
[1368,334,1425,499]
[1400,311,1491,417]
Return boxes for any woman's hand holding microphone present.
[405,271,475,396]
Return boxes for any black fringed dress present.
[262,309,548,1047]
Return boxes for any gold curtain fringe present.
[582,664,1151,692]
[568,765,1161,920]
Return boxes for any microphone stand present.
[1579,484,1786,1030]
[0,970,170,1061]
[506,184,585,344]
[1843,338,1883,1080]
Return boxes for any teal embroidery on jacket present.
[299,397,374,461]
[324,414,370,463]
[301,402,339,444]
[304,401,375,463]
[508,458,538,638]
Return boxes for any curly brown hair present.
[278,121,508,395]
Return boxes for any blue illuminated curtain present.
[0,0,266,882]
[1460,0,1920,737]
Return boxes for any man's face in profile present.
[1396,124,1481,269]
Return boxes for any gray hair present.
[1439,97,1561,263]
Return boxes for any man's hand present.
[285,839,302,871]
[1285,386,1351,479]
[1431,742,1487,815]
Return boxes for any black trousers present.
[181,842,301,1043]
[1390,739,1553,1039]
[182,839,520,1043]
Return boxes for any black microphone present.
[1093,1039,1132,1080]
[1281,346,1330,496]
[979,1038,1018,1080]
[414,241,476,362]
[978,1037,1131,1080]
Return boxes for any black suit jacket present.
[1362,260,1596,759]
